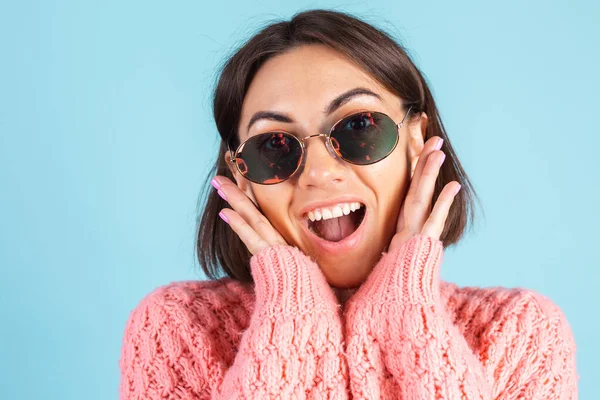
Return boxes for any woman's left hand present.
[387,135,462,252]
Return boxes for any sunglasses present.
[228,105,413,185]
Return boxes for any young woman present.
[119,9,578,399]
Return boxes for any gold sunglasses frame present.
[227,105,413,185]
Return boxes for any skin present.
[211,44,461,297]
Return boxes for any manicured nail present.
[217,189,227,201]
[435,138,444,150]
[211,177,221,190]
[219,211,229,223]
[439,153,446,166]
[454,184,462,195]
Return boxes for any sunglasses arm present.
[396,105,413,129]
[225,144,237,165]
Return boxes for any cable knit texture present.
[119,234,579,399]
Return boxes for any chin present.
[326,276,366,290]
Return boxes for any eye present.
[344,113,375,130]
[260,133,292,151]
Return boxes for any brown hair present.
[195,9,483,283]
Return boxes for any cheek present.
[359,153,410,194]
[252,186,294,232]
[357,154,411,216]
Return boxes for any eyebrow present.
[245,87,382,133]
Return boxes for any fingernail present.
[217,189,227,201]
[439,153,446,166]
[219,211,229,223]
[454,184,462,195]
[211,177,221,190]
[435,138,444,150]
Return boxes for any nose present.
[296,134,347,189]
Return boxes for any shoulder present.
[440,281,576,351]
[130,278,255,311]
[120,278,256,369]
[441,280,571,323]
[122,278,255,333]
[119,278,256,388]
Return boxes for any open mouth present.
[306,202,366,242]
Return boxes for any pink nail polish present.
[219,211,229,223]
[211,177,221,190]
[439,153,446,166]
[217,189,227,201]
[435,138,444,150]
[454,184,462,195]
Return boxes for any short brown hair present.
[195,9,483,283]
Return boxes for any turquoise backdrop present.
[1,1,598,398]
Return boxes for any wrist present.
[250,245,340,318]
[348,234,444,308]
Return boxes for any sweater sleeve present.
[119,245,349,400]
[216,245,348,399]
[343,234,578,399]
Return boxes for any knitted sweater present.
[119,234,579,399]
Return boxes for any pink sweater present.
[119,234,578,399]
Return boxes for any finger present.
[214,176,286,246]
[395,138,437,234]
[421,181,461,240]
[407,136,443,197]
[219,208,270,255]
[404,149,445,232]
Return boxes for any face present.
[227,44,427,289]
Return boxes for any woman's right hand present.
[211,175,341,317]
[211,175,288,255]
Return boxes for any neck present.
[333,286,358,305]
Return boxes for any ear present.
[407,112,428,178]
[224,151,259,207]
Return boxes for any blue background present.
[1,1,598,398]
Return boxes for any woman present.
[119,9,578,399]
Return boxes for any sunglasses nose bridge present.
[301,133,329,142]
[299,133,339,162]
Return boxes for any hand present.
[212,175,341,316]
[388,136,461,252]
[211,176,287,255]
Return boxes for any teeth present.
[342,203,350,215]
[306,202,363,222]
[332,205,343,218]
[314,209,322,221]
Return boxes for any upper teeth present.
[307,202,363,222]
